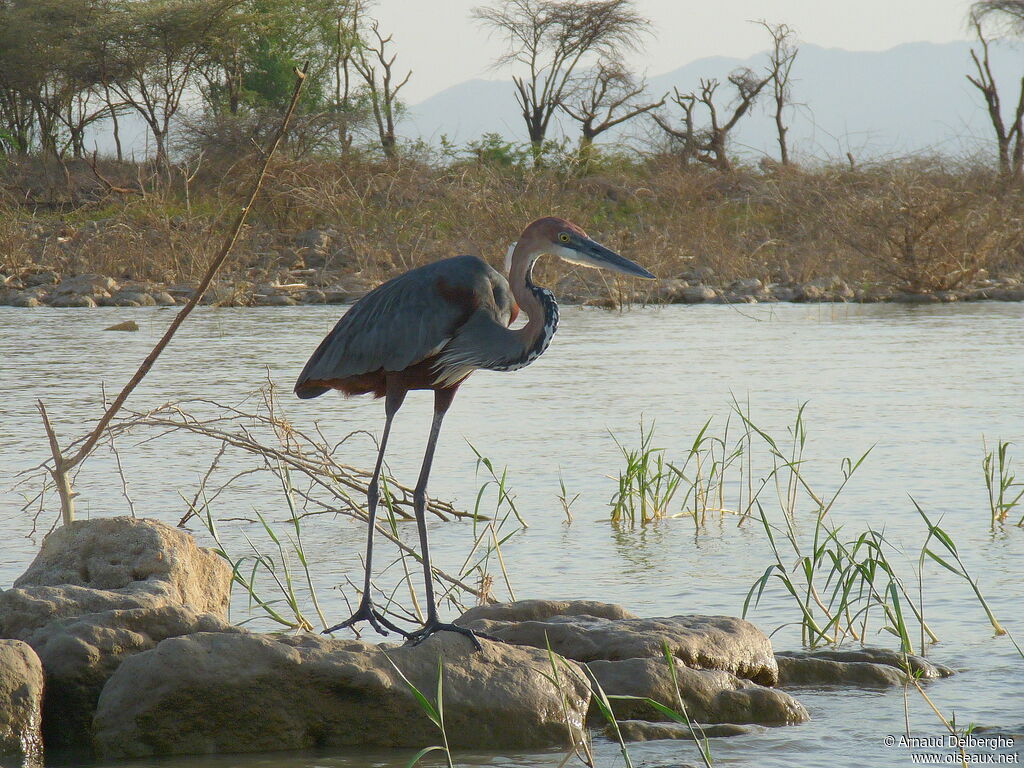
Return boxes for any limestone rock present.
[93,631,589,759]
[614,719,763,742]
[457,600,778,686]
[0,639,43,763]
[775,648,953,688]
[460,599,637,623]
[1,517,230,640]
[29,606,239,749]
[588,657,807,726]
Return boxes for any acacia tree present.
[101,0,237,168]
[968,3,1024,181]
[560,62,664,160]
[353,20,411,159]
[654,70,771,172]
[473,0,648,164]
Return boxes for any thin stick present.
[39,63,309,524]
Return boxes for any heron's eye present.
[558,233,570,243]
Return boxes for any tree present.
[560,62,664,160]
[757,20,798,166]
[654,69,771,172]
[473,0,649,164]
[101,0,238,168]
[968,3,1024,181]
[353,20,410,159]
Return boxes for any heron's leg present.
[403,390,488,650]
[324,386,409,637]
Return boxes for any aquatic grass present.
[982,438,1024,526]
[382,653,455,768]
[539,635,595,767]
[609,418,682,525]
[669,416,744,526]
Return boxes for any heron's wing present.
[295,256,503,394]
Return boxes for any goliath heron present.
[294,216,654,646]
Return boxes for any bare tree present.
[757,20,798,166]
[966,11,1024,181]
[654,69,771,172]
[972,0,1024,32]
[473,0,649,164]
[560,62,664,160]
[353,20,411,160]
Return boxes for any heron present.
[294,216,654,646]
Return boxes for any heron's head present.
[516,216,655,279]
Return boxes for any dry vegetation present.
[2,151,1023,299]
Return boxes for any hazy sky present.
[373,0,977,103]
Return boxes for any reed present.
[982,438,1024,526]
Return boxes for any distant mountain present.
[404,41,1024,161]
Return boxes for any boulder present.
[680,285,717,304]
[587,657,807,726]
[457,600,778,686]
[0,639,44,763]
[9,295,40,308]
[1,517,231,640]
[48,294,98,308]
[775,648,953,688]
[614,719,762,742]
[52,274,118,296]
[93,631,590,759]
[29,606,239,749]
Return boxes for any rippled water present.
[2,302,1023,768]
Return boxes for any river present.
[2,302,1023,768]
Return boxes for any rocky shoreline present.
[5,266,1024,310]
[0,517,960,765]
[3,226,1024,308]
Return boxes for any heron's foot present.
[404,620,502,651]
[323,599,410,638]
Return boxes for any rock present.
[0,640,43,763]
[1,517,231,640]
[23,270,59,287]
[29,605,239,749]
[457,600,777,686]
[614,719,762,742]
[775,648,953,682]
[775,655,907,687]
[47,294,98,308]
[103,320,140,332]
[680,285,717,304]
[150,291,176,306]
[9,294,41,308]
[110,291,156,307]
[986,286,1024,301]
[652,279,688,302]
[770,284,800,302]
[93,631,589,759]
[587,657,807,726]
[728,278,764,296]
[254,294,297,306]
[461,599,638,623]
[52,274,118,296]
[893,292,941,304]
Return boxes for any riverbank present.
[3,259,1023,309]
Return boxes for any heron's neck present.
[504,240,558,369]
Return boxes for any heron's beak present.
[571,238,656,279]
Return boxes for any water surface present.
[2,302,1023,768]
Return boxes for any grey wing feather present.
[295,255,505,395]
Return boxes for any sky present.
[373,0,978,103]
